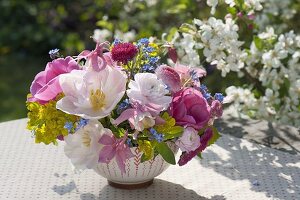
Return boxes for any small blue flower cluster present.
[148,56,159,64]
[126,138,133,147]
[64,118,89,133]
[117,99,130,114]
[200,84,224,103]
[64,122,73,133]
[149,128,164,143]
[75,118,89,131]
[49,48,60,59]
[112,38,122,46]
[137,38,160,73]
[137,38,149,46]
[200,84,212,101]
[141,64,155,73]
[78,118,89,127]
[214,93,224,103]
[143,46,154,53]
[189,70,199,81]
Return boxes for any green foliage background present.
[0,0,299,122]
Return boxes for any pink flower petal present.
[98,134,115,145]
[113,108,136,125]
[98,146,116,163]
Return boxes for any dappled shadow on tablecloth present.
[79,179,226,200]
[199,132,300,200]
[215,114,300,155]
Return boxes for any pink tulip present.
[169,88,211,130]
[98,133,134,174]
[28,56,79,104]
[156,65,181,92]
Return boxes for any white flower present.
[64,120,108,170]
[132,111,155,131]
[225,0,235,7]
[92,29,112,43]
[175,127,200,152]
[56,67,127,119]
[258,27,276,40]
[206,0,218,14]
[114,29,136,42]
[245,0,263,11]
[127,73,172,110]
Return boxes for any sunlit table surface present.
[0,118,299,200]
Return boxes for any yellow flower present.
[26,94,78,145]
[149,43,159,57]
[137,140,154,161]
[154,112,184,140]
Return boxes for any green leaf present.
[155,142,176,165]
[96,20,114,31]
[197,152,202,159]
[109,126,125,138]
[254,36,263,50]
[166,27,178,42]
[179,23,196,35]
[227,7,237,15]
[166,4,187,14]
[207,127,221,146]
[163,126,184,140]
[235,0,244,8]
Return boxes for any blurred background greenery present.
[0,0,298,122]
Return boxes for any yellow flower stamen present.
[82,131,91,147]
[90,89,106,111]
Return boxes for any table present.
[0,119,299,200]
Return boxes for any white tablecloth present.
[0,119,299,200]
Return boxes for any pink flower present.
[169,88,211,130]
[211,100,223,118]
[168,47,178,63]
[111,42,138,64]
[175,127,200,152]
[178,128,213,166]
[78,42,114,71]
[156,65,181,92]
[28,56,79,104]
[98,133,134,174]
[174,63,206,87]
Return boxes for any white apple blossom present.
[64,120,108,170]
[56,67,127,119]
[255,0,296,32]
[92,29,112,43]
[206,0,218,14]
[206,0,263,15]
[127,73,172,111]
[114,29,136,42]
[222,29,300,126]
[176,33,201,67]
[176,17,244,77]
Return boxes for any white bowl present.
[93,142,178,189]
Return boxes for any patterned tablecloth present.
[0,119,299,200]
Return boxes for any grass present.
[0,55,47,122]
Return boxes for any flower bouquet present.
[26,37,224,189]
